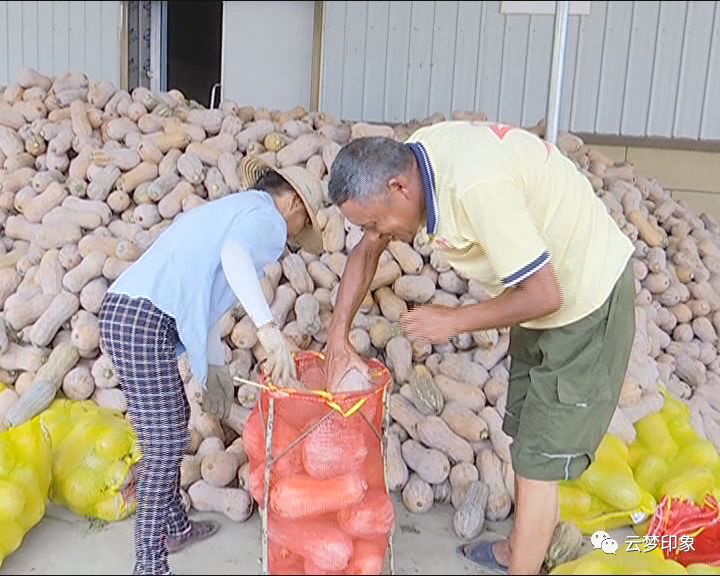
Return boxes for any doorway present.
[165,1,223,106]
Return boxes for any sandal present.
[166,520,220,554]
[456,540,509,575]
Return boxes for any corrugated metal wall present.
[0,1,122,87]
[320,1,720,140]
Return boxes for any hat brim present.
[239,156,324,255]
[273,168,323,255]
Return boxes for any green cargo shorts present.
[503,262,636,482]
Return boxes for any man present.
[324,121,636,575]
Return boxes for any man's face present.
[339,177,424,244]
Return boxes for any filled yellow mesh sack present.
[550,546,689,575]
[629,391,720,507]
[0,414,52,568]
[42,399,140,522]
[560,435,657,535]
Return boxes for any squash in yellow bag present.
[687,564,720,575]
[578,456,643,511]
[596,434,630,463]
[0,416,52,568]
[42,400,140,521]
[661,391,691,421]
[628,441,649,469]
[559,485,592,518]
[551,547,688,575]
[617,547,687,575]
[667,440,720,478]
[636,413,680,462]
[660,467,717,506]
[634,453,670,499]
[550,550,616,574]
[564,490,656,535]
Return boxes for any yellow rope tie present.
[234,376,369,418]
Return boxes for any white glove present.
[202,365,234,419]
[256,323,297,387]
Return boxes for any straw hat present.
[239,156,323,255]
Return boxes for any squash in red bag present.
[248,464,267,506]
[302,414,368,478]
[268,515,354,572]
[243,408,302,477]
[362,451,386,492]
[303,557,345,575]
[346,538,387,575]
[268,542,303,573]
[271,472,367,519]
[360,413,385,491]
[337,490,395,538]
[269,395,328,432]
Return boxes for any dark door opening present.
[166,1,222,106]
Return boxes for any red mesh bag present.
[346,538,388,575]
[245,351,393,575]
[271,472,367,519]
[337,490,395,538]
[302,414,369,478]
[646,494,720,566]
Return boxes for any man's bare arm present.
[327,230,389,341]
[325,230,389,390]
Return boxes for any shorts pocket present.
[556,374,610,408]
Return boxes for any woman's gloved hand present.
[256,322,297,386]
[202,365,234,419]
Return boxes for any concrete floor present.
[2,497,508,575]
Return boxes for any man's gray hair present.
[328,137,416,206]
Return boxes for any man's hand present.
[325,339,370,392]
[402,264,563,340]
[400,305,461,344]
[202,365,234,419]
[324,230,387,391]
[256,323,297,386]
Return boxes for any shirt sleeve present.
[459,179,550,287]
[221,239,274,328]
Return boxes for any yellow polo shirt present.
[405,121,634,330]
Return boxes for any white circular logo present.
[591,530,618,554]
[591,530,611,549]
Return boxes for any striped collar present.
[407,142,439,235]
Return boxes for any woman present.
[99,158,323,576]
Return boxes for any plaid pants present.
[99,292,191,576]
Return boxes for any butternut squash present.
[435,375,486,412]
[402,473,434,514]
[401,439,450,484]
[385,431,409,491]
[450,462,479,509]
[62,364,95,400]
[441,401,489,442]
[5,341,79,427]
[30,291,79,347]
[439,355,489,388]
[477,447,512,521]
[453,481,489,540]
[417,416,474,464]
